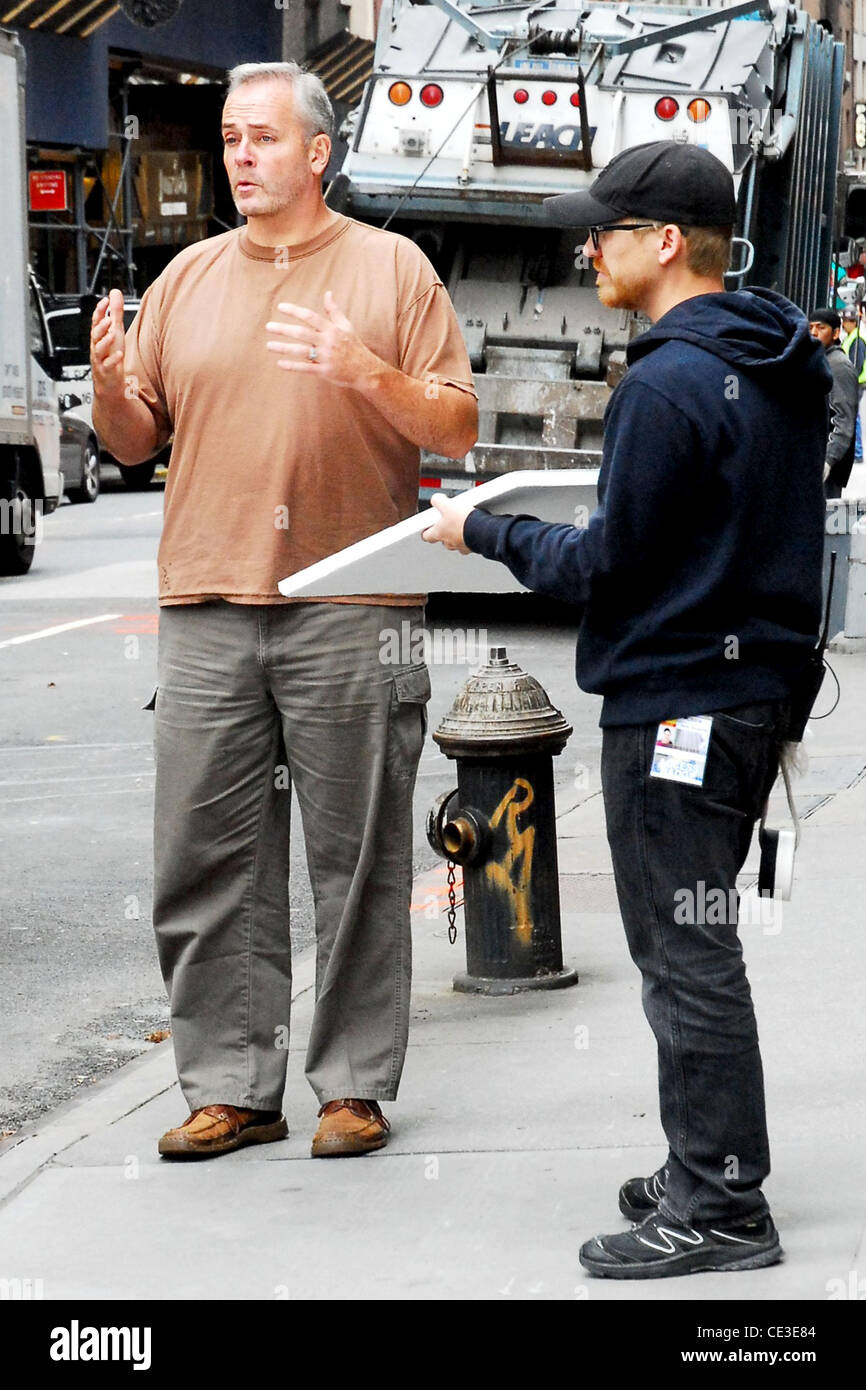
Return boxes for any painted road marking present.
[0,772,154,788]
[410,863,463,913]
[0,561,158,599]
[49,509,163,527]
[112,614,159,634]
[2,787,154,804]
[5,742,154,751]
[0,614,122,649]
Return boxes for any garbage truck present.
[330,0,844,496]
[0,28,62,574]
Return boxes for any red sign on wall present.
[29,170,68,212]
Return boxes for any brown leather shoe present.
[158,1105,288,1159]
[311,1098,390,1158]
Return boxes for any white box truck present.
[0,27,62,575]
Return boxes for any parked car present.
[45,297,169,490]
[59,393,100,504]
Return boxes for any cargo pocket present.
[385,664,431,778]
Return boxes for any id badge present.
[649,715,713,787]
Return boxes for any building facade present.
[7,0,283,296]
[8,0,866,297]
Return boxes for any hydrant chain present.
[447,859,458,944]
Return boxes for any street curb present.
[0,737,833,1210]
[0,811,604,1206]
[0,950,318,1208]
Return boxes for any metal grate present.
[305,29,374,107]
[1,1,121,39]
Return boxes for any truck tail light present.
[687,98,712,123]
[420,84,443,107]
[513,88,529,104]
[655,97,679,121]
[388,82,412,106]
[541,90,557,106]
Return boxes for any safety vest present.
[841,324,866,384]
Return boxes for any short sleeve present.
[397,282,477,398]
[124,283,173,447]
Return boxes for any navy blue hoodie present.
[464,288,831,727]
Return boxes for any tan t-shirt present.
[124,214,476,605]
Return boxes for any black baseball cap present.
[543,141,736,228]
[808,307,841,330]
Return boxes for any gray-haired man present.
[90,62,477,1159]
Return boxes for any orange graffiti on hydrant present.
[484,777,535,944]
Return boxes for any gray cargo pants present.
[152,600,429,1111]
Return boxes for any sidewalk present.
[1,654,865,1302]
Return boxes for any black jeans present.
[601,701,787,1225]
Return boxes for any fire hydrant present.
[426,646,577,994]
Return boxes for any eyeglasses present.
[588,223,659,251]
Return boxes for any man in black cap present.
[809,307,859,496]
[423,141,831,1278]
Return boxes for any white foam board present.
[278,469,599,596]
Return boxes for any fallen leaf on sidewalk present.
[146,1029,171,1043]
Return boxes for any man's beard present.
[233,174,308,218]
[594,260,654,312]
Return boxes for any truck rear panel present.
[0,31,32,449]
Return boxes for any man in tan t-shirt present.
[91,61,477,1160]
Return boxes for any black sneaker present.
[579,1210,783,1280]
[619,1165,667,1221]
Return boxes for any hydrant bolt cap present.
[432,647,572,756]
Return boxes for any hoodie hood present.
[627,286,831,392]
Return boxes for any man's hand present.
[421,491,477,555]
[91,289,127,400]
[265,290,380,389]
[90,288,161,465]
[266,289,478,458]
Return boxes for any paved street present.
[4,477,866,1326]
[6,0,866,1344]
[0,482,595,1132]
[1,640,864,1321]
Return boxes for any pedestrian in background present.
[809,308,859,499]
[844,239,866,280]
[840,306,866,462]
[90,62,477,1161]
[424,142,830,1279]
